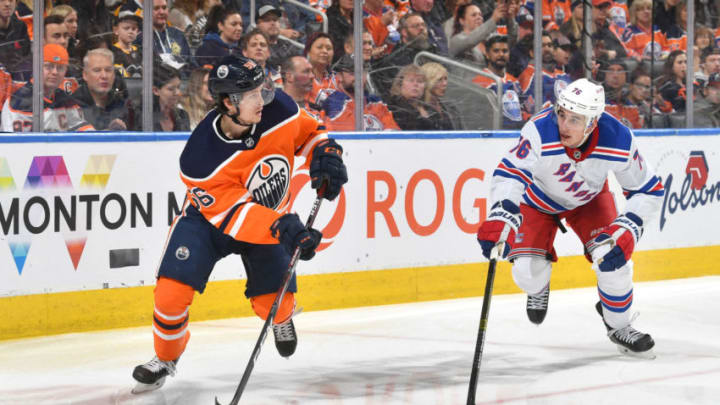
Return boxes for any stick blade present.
[214,396,224,405]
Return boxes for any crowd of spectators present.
[0,0,719,133]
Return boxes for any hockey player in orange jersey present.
[131,55,348,394]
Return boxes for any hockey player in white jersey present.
[477,78,664,357]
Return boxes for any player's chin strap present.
[226,98,255,128]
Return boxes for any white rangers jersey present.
[1,81,94,132]
[491,107,664,225]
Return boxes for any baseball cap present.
[516,6,534,27]
[118,8,143,24]
[257,5,282,19]
[332,54,354,73]
[592,0,612,8]
[44,43,69,65]
[554,34,573,49]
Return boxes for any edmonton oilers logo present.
[247,155,290,209]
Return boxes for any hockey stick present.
[466,225,510,405]
[215,194,324,405]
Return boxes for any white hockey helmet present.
[556,78,605,133]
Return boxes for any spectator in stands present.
[473,34,528,129]
[558,3,585,79]
[237,0,308,41]
[322,54,400,131]
[169,0,217,33]
[71,0,114,51]
[280,55,321,114]
[508,15,534,77]
[44,15,84,93]
[180,67,214,129]
[653,0,680,34]
[621,0,669,61]
[695,27,714,55]
[45,14,71,50]
[326,0,353,62]
[178,0,221,53]
[693,73,720,128]
[135,63,189,131]
[363,0,396,56]
[304,32,337,106]
[410,0,449,55]
[472,35,523,128]
[256,5,301,70]
[241,29,282,88]
[696,47,720,88]
[591,0,627,62]
[371,13,435,100]
[624,68,653,126]
[49,5,79,58]
[442,0,471,39]
[343,31,381,64]
[518,31,571,115]
[112,6,143,78]
[560,0,583,48]
[553,34,573,73]
[607,0,629,32]
[420,62,461,129]
[73,48,135,131]
[143,0,193,72]
[2,44,94,132]
[665,2,687,51]
[387,64,440,130]
[693,27,715,72]
[449,3,516,69]
[194,5,243,68]
[0,0,30,80]
[600,59,628,104]
[656,49,687,112]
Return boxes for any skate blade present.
[131,377,167,394]
[616,345,656,360]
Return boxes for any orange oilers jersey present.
[323,91,400,131]
[543,0,571,27]
[665,26,687,52]
[363,9,391,53]
[306,71,338,106]
[621,24,668,60]
[1,81,94,132]
[178,90,328,245]
[604,103,642,129]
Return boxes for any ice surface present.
[1,277,719,405]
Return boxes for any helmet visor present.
[228,76,275,106]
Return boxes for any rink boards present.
[1,130,719,340]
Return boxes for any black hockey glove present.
[270,213,323,260]
[310,139,348,201]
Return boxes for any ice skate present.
[526,284,549,325]
[131,356,178,394]
[595,302,655,359]
[272,318,297,358]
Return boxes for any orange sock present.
[153,277,195,361]
[250,292,296,324]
